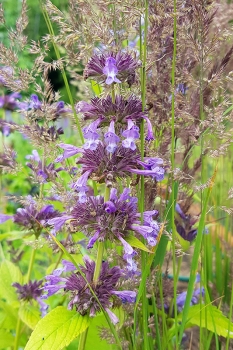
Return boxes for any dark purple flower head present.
[26,150,63,183]
[0,93,22,111]
[43,258,136,323]
[49,188,160,271]
[13,280,48,316]
[13,280,43,301]
[75,143,141,185]
[0,203,61,237]
[84,52,140,86]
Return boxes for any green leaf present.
[85,314,110,350]
[0,260,22,303]
[0,329,14,349]
[25,306,90,350]
[180,304,233,338]
[19,304,41,330]
[0,300,17,329]
[125,234,152,253]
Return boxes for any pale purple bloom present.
[71,170,91,203]
[87,230,100,249]
[47,215,73,234]
[29,94,42,110]
[112,290,137,303]
[55,143,83,162]
[0,213,13,223]
[104,121,120,154]
[143,116,154,141]
[0,66,13,86]
[129,157,165,180]
[103,57,121,85]
[176,287,204,313]
[83,119,102,151]
[122,120,140,151]
[106,308,119,325]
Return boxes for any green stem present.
[78,328,89,350]
[170,1,178,348]
[14,317,21,350]
[26,248,36,282]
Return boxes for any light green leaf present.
[0,260,23,303]
[0,329,14,349]
[180,304,233,338]
[125,235,152,253]
[85,314,110,350]
[0,300,17,329]
[19,304,41,330]
[25,306,90,350]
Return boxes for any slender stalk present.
[170,1,178,348]
[139,1,149,348]
[78,328,89,350]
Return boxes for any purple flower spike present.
[104,121,120,154]
[103,57,121,85]
[122,120,140,151]
[104,201,117,214]
[71,170,91,203]
[87,230,100,249]
[83,119,102,151]
[112,290,136,303]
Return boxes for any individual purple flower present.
[47,215,73,235]
[0,93,22,111]
[26,150,63,183]
[55,143,83,163]
[83,118,102,151]
[43,258,136,323]
[84,52,140,86]
[71,170,91,203]
[0,204,61,237]
[29,94,42,110]
[13,280,48,317]
[176,287,205,313]
[104,121,120,153]
[122,119,140,151]
[103,57,121,85]
[130,157,165,181]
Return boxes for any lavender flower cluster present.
[0,52,165,323]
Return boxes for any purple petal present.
[26,150,41,162]
[105,308,119,325]
[47,215,72,233]
[0,214,13,224]
[103,57,121,85]
[87,230,100,249]
[55,143,82,162]
[104,201,116,214]
[112,290,136,303]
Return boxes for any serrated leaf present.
[0,260,23,303]
[0,329,14,349]
[180,304,233,338]
[25,306,90,350]
[19,304,41,330]
[125,235,152,253]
